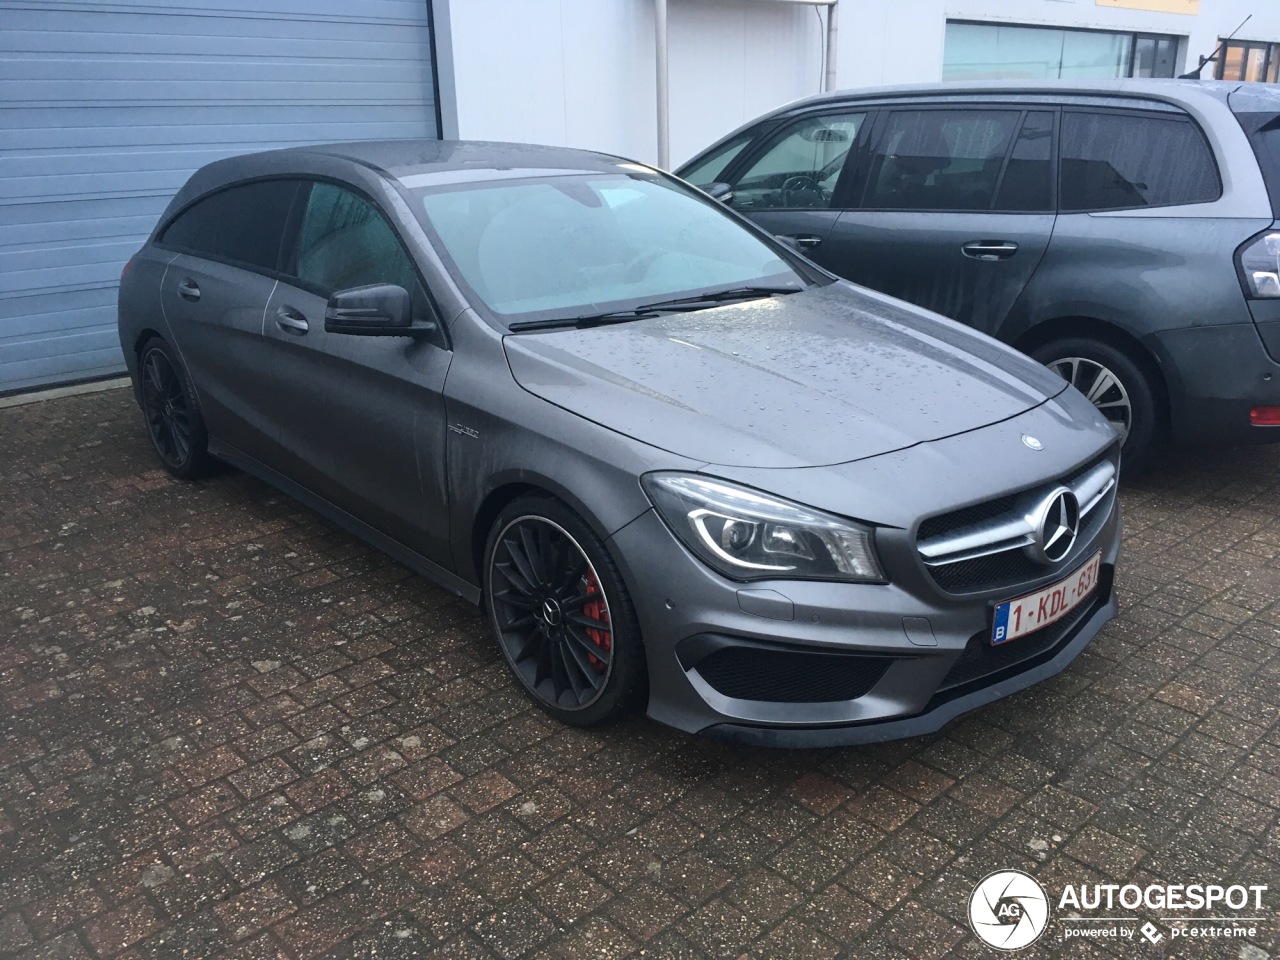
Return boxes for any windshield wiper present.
[506,285,803,333]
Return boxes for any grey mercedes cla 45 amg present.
[118,140,1122,746]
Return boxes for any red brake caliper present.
[582,569,612,673]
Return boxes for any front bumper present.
[608,494,1122,747]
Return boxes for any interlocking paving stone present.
[3,387,1280,957]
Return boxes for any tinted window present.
[1059,112,1220,211]
[680,135,751,187]
[159,180,298,270]
[295,182,419,294]
[728,113,865,210]
[994,111,1054,212]
[864,109,1018,211]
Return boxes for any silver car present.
[117,141,1121,746]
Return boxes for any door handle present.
[783,234,824,250]
[961,240,1018,261]
[177,278,201,302]
[275,306,309,334]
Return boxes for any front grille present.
[694,646,892,703]
[937,565,1111,695]
[916,447,1118,594]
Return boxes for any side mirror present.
[703,181,734,203]
[324,284,430,337]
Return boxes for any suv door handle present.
[961,240,1018,261]
[783,234,823,250]
[275,306,309,334]
[177,278,201,302]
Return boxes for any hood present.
[503,282,1067,469]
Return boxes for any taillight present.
[1237,231,1280,297]
[1251,406,1280,425]
[120,258,135,281]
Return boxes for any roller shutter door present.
[1,0,440,393]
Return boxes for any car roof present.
[256,139,635,180]
[787,77,1244,110]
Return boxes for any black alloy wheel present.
[138,337,212,479]
[484,498,645,725]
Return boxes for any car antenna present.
[1178,14,1251,79]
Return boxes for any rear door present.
[263,179,453,565]
[828,107,1057,336]
[719,109,869,261]
[155,179,300,462]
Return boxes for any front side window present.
[726,113,866,210]
[415,172,803,323]
[680,135,751,188]
[1059,111,1220,211]
[863,109,1019,211]
[158,179,299,271]
[294,182,419,294]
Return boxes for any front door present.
[264,180,453,565]
[828,107,1057,336]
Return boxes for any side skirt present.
[208,438,482,605]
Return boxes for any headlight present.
[1238,231,1280,298]
[641,473,883,582]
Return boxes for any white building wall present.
[440,0,1280,170]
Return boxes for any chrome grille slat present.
[917,456,1117,590]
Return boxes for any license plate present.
[991,552,1102,645]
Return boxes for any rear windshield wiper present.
[506,285,803,333]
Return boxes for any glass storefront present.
[1217,40,1280,83]
[943,21,1180,81]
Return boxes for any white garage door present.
[0,0,441,393]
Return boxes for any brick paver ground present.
[2,385,1279,960]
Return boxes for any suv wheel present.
[483,497,647,726]
[1031,338,1158,472]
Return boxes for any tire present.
[138,336,214,479]
[1031,337,1159,473]
[483,496,647,726]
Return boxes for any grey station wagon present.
[118,141,1121,746]
[679,79,1280,471]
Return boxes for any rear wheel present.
[139,337,212,479]
[483,497,646,726]
[1031,337,1158,473]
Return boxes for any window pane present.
[295,182,418,294]
[1060,112,1219,211]
[1133,37,1156,78]
[1060,29,1131,79]
[1246,46,1268,82]
[1154,37,1179,78]
[994,111,1054,211]
[943,22,1064,80]
[160,180,297,270]
[680,136,750,187]
[728,113,865,210]
[1221,43,1245,81]
[865,110,1017,211]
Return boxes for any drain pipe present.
[655,0,670,168]
[654,0,838,168]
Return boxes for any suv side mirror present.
[325,284,433,338]
[703,181,734,203]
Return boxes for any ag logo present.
[969,870,1050,951]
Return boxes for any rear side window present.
[1059,111,1220,211]
[1234,112,1280,219]
[863,109,1019,211]
[994,111,1054,212]
[294,182,420,294]
[159,180,299,271]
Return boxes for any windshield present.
[413,171,806,326]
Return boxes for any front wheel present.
[1031,338,1159,473]
[483,497,647,726]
